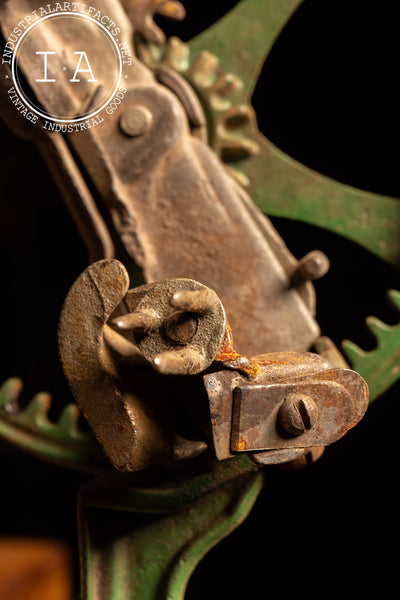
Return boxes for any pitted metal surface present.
[204,352,368,462]
[1,0,369,475]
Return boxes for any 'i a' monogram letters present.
[35,50,97,82]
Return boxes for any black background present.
[1,1,400,597]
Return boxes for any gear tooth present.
[57,403,82,438]
[23,392,52,428]
[211,77,242,111]
[212,73,242,94]
[341,339,367,366]
[365,315,390,342]
[137,41,165,66]
[209,73,243,110]
[220,138,259,162]
[341,292,400,402]
[225,165,250,188]
[223,104,255,129]
[165,36,190,71]
[157,0,186,20]
[0,377,23,413]
[216,104,258,161]
[387,289,400,312]
[0,381,99,468]
[189,51,220,87]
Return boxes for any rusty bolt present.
[120,105,153,137]
[278,393,318,436]
[163,311,198,345]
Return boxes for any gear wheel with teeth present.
[137,35,260,187]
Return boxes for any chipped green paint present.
[79,464,264,600]
[244,138,400,269]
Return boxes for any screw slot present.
[278,393,318,436]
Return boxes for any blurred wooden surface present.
[0,539,72,600]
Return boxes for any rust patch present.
[215,322,262,378]
[235,439,247,451]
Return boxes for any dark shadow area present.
[270,216,400,351]
[253,0,400,198]
[187,380,400,599]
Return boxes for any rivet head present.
[298,251,330,281]
[119,105,153,137]
[278,394,318,436]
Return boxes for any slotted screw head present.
[278,394,318,436]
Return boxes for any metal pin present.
[170,289,215,314]
[153,348,203,375]
[172,434,207,460]
[294,250,330,283]
[110,310,159,333]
